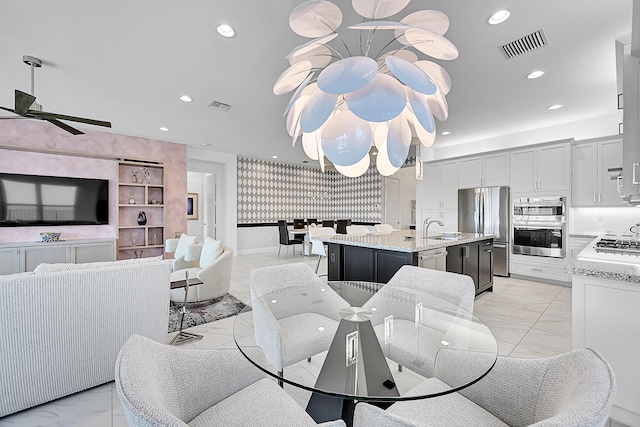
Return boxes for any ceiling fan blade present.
[15,90,36,116]
[44,118,84,135]
[31,110,111,128]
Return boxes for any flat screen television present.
[0,172,109,227]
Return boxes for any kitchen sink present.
[429,233,463,240]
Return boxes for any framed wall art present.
[187,193,198,220]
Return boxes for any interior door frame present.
[383,177,401,230]
[203,172,219,240]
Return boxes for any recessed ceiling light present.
[527,70,545,79]
[179,95,192,103]
[442,131,451,135]
[548,104,563,110]
[159,127,169,131]
[272,155,278,159]
[488,10,510,25]
[217,24,235,38]
[201,143,212,146]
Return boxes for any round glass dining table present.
[233,281,497,425]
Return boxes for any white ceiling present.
[0,0,632,166]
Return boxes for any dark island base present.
[327,239,494,295]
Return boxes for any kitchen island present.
[572,236,640,426]
[314,230,494,294]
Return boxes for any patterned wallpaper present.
[237,156,382,224]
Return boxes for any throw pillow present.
[199,237,223,269]
[174,234,197,259]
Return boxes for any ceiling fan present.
[0,55,112,135]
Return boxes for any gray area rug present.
[168,294,247,333]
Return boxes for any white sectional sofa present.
[0,258,172,417]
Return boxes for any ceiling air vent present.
[500,29,548,59]
[208,100,232,111]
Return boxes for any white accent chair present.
[362,265,476,377]
[354,348,616,427]
[165,233,197,271]
[170,237,233,303]
[346,225,370,235]
[374,223,394,233]
[308,226,336,274]
[115,335,345,427]
[249,263,350,384]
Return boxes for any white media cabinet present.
[0,239,116,274]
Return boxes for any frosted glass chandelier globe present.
[321,111,372,166]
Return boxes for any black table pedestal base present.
[305,316,398,426]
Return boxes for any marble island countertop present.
[570,234,640,283]
[313,230,493,253]
[571,259,640,283]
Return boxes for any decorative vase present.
[137,211,147,225]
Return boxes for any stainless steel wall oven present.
[512,196,566,259]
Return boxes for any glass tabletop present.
[233,280,497,402]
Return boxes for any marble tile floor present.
[0,251,626,427]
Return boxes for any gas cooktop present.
[577,235,640,267]
[594,237,640,256]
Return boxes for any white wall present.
[237,226,281,255]
[186,147,237,253]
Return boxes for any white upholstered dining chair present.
[374,223,394,233]
[354,348,616,427]
[249,263,350,384]
[115,334,345,427]
[308,226,336,274]
[346,225,370,235]
[387,264,475,312]
[362,265,476,378]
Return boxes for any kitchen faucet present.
[423,217,444,238]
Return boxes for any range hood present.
[622,0,640,206]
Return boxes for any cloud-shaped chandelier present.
[273,0,457,178]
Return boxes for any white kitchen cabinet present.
[573,274,640,425]
[572,138,624,206]
[70,241,116,264]
[0,239,116,274]
[424,159,458,210]
[510,254,570,283]
[423,209,458,233]
[510,142,570,193]
[458,152,509,188]
[0,247,21,275]
[22,245,70,272]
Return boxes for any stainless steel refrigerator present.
[458,187,510,276]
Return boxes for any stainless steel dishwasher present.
[418,248,447,271]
